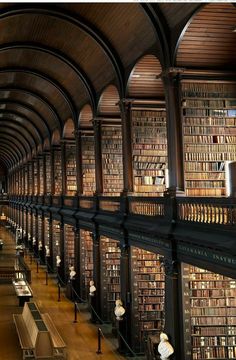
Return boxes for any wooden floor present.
[0,225,126,360]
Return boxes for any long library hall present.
[0,2,236,360]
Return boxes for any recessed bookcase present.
[52,220,60,270]
[64,224,75,276]
[27,212,31,239]
[32,213,37,245]
[45,153,52,195]
[23,210,27,235]
[100,236,121,323]
[38,216,42,249]
[132,109,168,196]
[24,165,28,195]
[65,143,77,196]
[28,162,33,195]
[33,160,38,195]
[81,134,96,196]
[39,157,44,195]
[53,148,62,195]
[182,263,236,360]
[101,124,123,196]
[80,229,93,300]
[44,217,50,256]
[131,247,165,354]
[182,81,236,197]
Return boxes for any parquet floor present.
[0,225,126,360]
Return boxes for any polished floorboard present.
[0,225,126,360]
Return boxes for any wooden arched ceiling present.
[0,3,234,168]
[79,104,93,129]
[176,3,236,69]
[127,55,164,99]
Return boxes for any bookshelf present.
[101,125,123,196]
[65,144,77,196]
[39,157,44,195]
[182,263,236,360]
[131,247,165,354]
[45,153,52,195]
[64,224,75,276]
[38,216,42,248]
[52,220,60,270]
[81,135,96,196]
[182,81,236,197]
[53,148,62,195]
[28,162,33,195]
[44,217,50,257]
[132,109,168,196]
[32,214,37,246]
[33,160,38,195]
[80,229,93,299]
[24,166,28,195]
[23,211,27,236]
[100,236,121,323]
[27,212,31,239]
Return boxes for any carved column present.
[162,69,185,195]
[163,258,183,359]
[93,118,103,195]
[119,99,134,195]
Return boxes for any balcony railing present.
[128,197,165,217]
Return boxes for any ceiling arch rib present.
[0,6,124,97]
[0,147,15,167]
[0,87,60,133]
[0,137,24,160]
[0,62,76,126]
[0,128,30,156]
[0,118,39,146]
[0,110,42,142]
[0,124,33,151]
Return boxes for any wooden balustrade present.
[128,197,165,217]
[79,197,94,210]
[99,197,120,212]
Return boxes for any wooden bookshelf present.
[64,224,75,276]
[32,214,37,246]
[24,166,28,195]
[80,229,93,300]
[38,216,42,246]
[52,220,60,270]
[81,135,96,196]
[33,160,38,195]
[100,236,121,323]
[182,81,236,197]
[182,263,236,360]
[39,157,44,195]
[27,212,31,239]
[28,162,33,195]
[65,144,77,196]
[101,125,123,196]
[44,217,50,256]
[45,153,52,195]
[132,110,168,196]
[53,148,62,195]
[131,247,165,354]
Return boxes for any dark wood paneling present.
[127,54,164,98]
[176,3,236,69]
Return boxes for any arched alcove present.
[63,118,75,139]
[97,85,120,115]
[51,129,61,146]
[127,55,164,98]
[79,104,93,128]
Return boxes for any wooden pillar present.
[75,130,83,196]
[48,217,54,272]
[119,100,134,195]
[91,230,101,322]
[93,118,103,195]
[73,225,81,300]
[43,152,47,196]
[163,69,185,194]
[58,221,65,284]
[163,258,183,360]
[51,148,55,195]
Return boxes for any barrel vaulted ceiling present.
[0,2,235,169]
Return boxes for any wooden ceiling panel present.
[158,3,200,30]
[79,104,93,129]
[0,14,114,94]
[127,55,164,99]
[176,3,236,69]
[58,3,157,68]
[0,72,70,124]
[98,85,120,116]
[0,48,88,107]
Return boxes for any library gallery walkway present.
[0,225,125,360]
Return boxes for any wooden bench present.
[13,302,67,359]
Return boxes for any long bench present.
[13,302,67,360]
